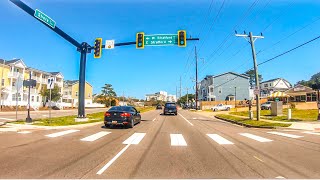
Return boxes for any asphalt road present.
[0,108,109,122]
[0,109,320,178]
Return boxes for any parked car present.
[163,102,177,115]
[156,104,162,110]
[211,104,232,111]
[104,106,141,128]
[261,101,272,110]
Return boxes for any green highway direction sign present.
[34,9,56,29]
[144,34,178,46]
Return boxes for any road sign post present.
[47,77,54,121]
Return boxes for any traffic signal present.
[178,30,186,47]
[94,38,102,58]
[136,32,144,49]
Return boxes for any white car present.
[211,104,232,111]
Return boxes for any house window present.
[16,68,19,73]
[12,94,21,101]
[270,83,272,86]
[88,93,91,97]
[307,93,317,102]
[12,81,16,86]
[37,96,39,102]
[210,87,213,92]
[75,92,78,96]
[218,87,222,94]
[1,79,4,86]
[64,92,68,95]
[264,84,268,87]
[31,96,34,102]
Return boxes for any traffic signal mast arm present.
[89,38,199,50]
[9,0,81,48]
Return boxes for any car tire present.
[130,119,134,128]
[226,107,230,111]
[213,109,217,112]
[105,123,109,128]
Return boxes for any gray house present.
[199,72,250,101]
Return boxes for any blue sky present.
[1,0,320,99]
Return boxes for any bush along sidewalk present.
[215,114,291,128]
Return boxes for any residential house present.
[199,72,250,101]
[62,80,93,107]
[0,58,64,108]
[286,84,317,102]
[260,78,292,97]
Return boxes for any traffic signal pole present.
[10,0,199,119]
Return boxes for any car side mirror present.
[138,111,140,113]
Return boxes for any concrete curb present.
[214,116,276,129]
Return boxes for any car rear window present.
[109,106,131,111]
[165,103,176,107]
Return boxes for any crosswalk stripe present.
[45,129,80,138]
[123,133,146,145]
[80,131,111,142]
[170,134,187,146]
[207,134,234,145]
[18,131,31,134]
[267,132,303,138]
[239,133,273,142]
[303,131,320,135]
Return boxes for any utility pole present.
[195,46,198,110]
[185,87,190,108]
[180,76,182,100]
[235,31,264,120]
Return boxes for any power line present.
[200,0,260,72]
[258,34,320,66]
[197,0,226,52]
[257,16,320,55]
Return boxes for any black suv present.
[163,102,177,115]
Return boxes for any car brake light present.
[104,112,111,117]
[120,113,131,117]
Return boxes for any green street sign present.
[34,9,56,29]
[144,34,178,46]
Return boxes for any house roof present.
[213,72,249,79]
[261,78,281,83]
[26,67,51,75]
[64,80,92,87]
[285,84,316,94]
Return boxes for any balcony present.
[8,72,23,79]
[24,88,38,95]
[56,81,63,87]
[31,76,41,83]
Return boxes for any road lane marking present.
[18,131,31,134]
[80,131,111,142]
[152,118,156,121]
[96,144,130,175]
[0,117,15,120]
[122,133,146,145]
[275,176,285,179]
[207,134,234,145]
[178,113,194,126]
[303,131,320,135]
[253,156,264,162]
[239,133,273,142]
[267,132,303,139]
[45,129,80,138]
[170,134,187,146]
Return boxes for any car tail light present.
[104,112,111,117]
[120,113,131,117]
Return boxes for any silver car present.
[261,101,272,110]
